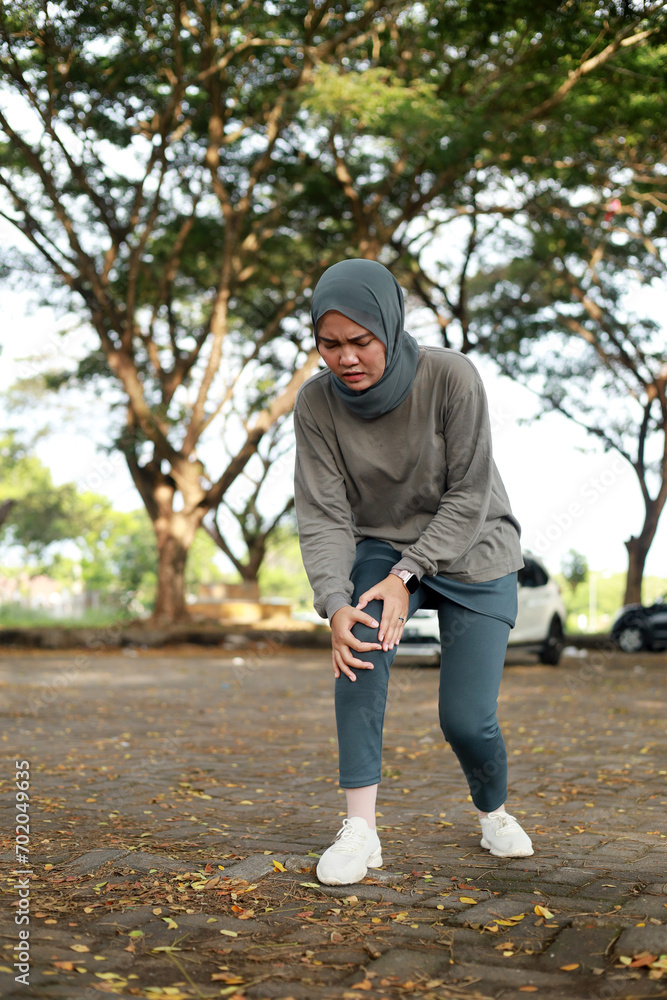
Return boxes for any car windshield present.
[518,558,548,588]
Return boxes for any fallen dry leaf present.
[629,952,658,968]
[143,989,190,1000]
[494,914,526,926]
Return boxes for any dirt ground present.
[1,643,666,1000]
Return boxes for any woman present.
[293,258,533,887]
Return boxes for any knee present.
[439,706,498,747]
[351,620,379,645]
[350,599,383,645]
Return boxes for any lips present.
[342,372,365,382]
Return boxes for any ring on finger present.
[397,616,405,623]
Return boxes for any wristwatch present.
[390,569,420,594]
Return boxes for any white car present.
[395,553,567,666]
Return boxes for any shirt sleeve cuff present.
[323,592,351,624]
[390,556,427,581]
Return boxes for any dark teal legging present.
[335,542,510,812]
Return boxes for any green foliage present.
[78,507,158,609]
[0,432,242,614]
[304,66,442,141]
[79,508,230,609]
[4,0,662,399]
[0,431,105,554]
[560,549,590,594]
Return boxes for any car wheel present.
[539,616,564,666]
[615,624,646,653]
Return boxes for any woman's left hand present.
[356,574,409,652]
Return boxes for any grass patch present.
[0,606,131,628]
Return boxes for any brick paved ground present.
[1,643,666,1000]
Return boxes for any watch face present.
[405,573,419,594]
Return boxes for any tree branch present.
[202,349,320,511]
[524,10,664,120]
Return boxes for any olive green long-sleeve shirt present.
[294,346,523,621]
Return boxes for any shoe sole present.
[480,836,534,858]
[316,849,383,886]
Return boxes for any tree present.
[78,506,158,611]
[203,421,295,584]
[561,549,589,595]
[2,1,664,620]
[87,506,227,612]
[0,431,102,557]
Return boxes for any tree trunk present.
[0,499,15,529]
[623,490,666,605]
[151,512,203,623]
[624,535,648,606]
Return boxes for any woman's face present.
[316,310,386,390]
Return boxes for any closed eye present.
[320,338,373,348]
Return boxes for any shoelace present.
[486,812,518,837]
[330,819,367,852]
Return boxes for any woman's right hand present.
[330,605,382,682]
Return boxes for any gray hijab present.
[311,259,420,419]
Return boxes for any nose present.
[340,343,360,367]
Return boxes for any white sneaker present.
[316,817,383,885]
[480,810,534,857]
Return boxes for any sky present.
[1,285,665,582]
